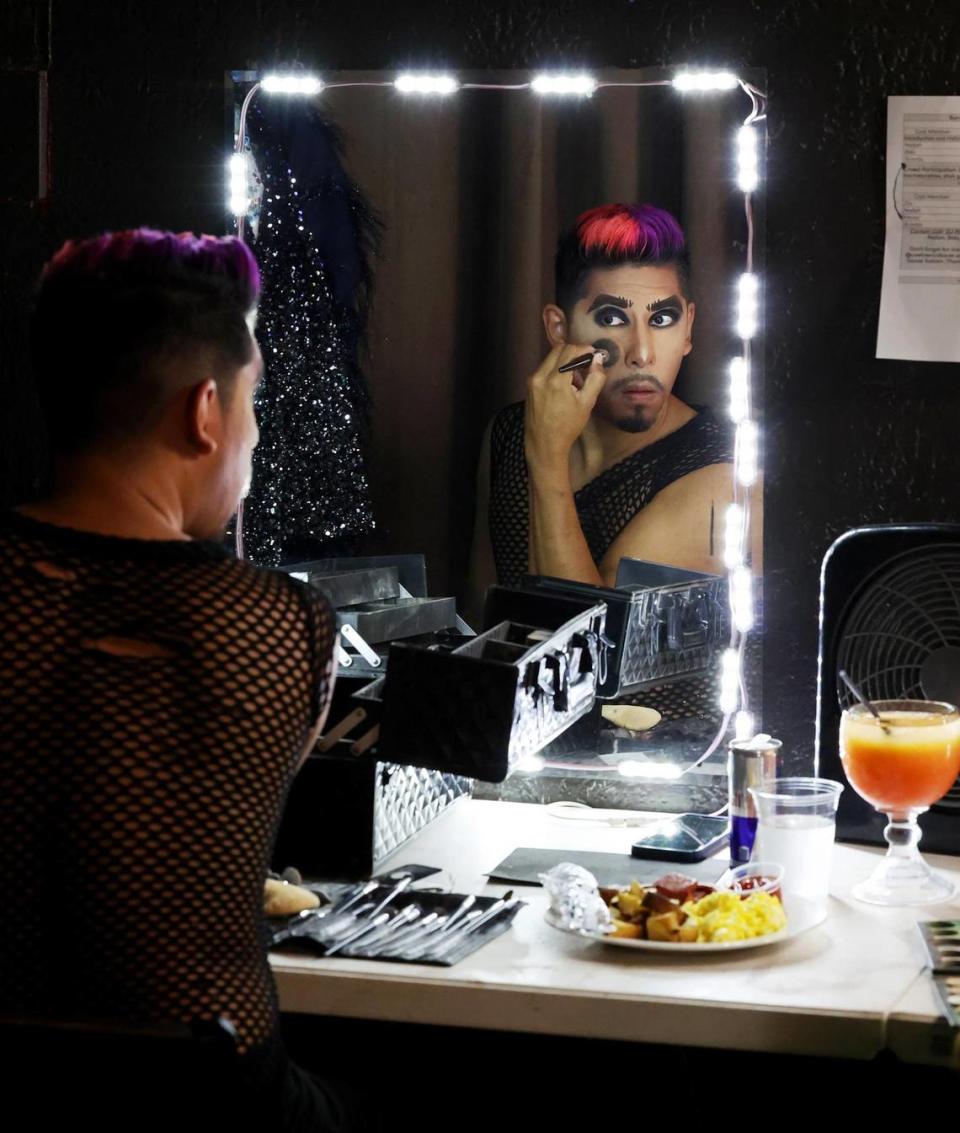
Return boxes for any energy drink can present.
[728,734,780,865]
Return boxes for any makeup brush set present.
[918,919,960,1029]
[269,865,524,966]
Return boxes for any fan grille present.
[836,544,960,814]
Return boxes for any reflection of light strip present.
[735,419,759,487]
[728,357,749,422]
[395,73,459,95]
[261,74,323,95]
[531,74,597,96]
[730,566,754,633]
[736,272,758,339]
[720,648,740,715]
[672,71,739,92]
[515,753,545,774]
[737,125,758,192]
[724,503,745,570]
[228,153,249,216]
[735,711,755,740]
[618,761,683,780]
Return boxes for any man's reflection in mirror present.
[469,203,736,620]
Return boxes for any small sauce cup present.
[720,862,784,902]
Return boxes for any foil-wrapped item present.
[539,863,613,935]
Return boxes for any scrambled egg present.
[681,891,787,943]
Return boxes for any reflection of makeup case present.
[355,587,607,782]
[522,567,726,699]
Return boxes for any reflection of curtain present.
[241,98,380,565]
[318,80,736,598]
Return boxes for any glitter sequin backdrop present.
[239,97,381,565]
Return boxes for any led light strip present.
[530,74,598,96]
[394,74,459,95]
[260,75,324,95]
[227,68,766,751]
[227,153,249,218]
[711,75,766,754]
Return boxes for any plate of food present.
[543,866,824,953]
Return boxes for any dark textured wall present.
[3,0,960,761]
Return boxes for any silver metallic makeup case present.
[274,575,605,879]
[522,562,726,699]
[274,750,471,879]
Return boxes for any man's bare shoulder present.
[649,460,734,501]
[600,460,734,581]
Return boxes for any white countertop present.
[271,798,960,1062]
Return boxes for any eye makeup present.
[586,293,632,314]
[646,295,684,325]
[646,294,684,313]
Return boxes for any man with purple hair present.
[0,230,369,1129]
[469,202,735,613]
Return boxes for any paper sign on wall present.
[877,96,960,363]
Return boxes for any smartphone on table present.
[630,813,728,863]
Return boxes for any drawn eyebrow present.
[586,293,633,313]
[646,294,683,313]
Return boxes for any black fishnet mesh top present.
[0,511,334,1054]
[489,402,734,587]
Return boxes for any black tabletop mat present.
[487,847,726,888]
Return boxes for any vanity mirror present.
[228,67,765,810]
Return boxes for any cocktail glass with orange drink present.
[839,699,960,905]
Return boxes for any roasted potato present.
[615,889,646,920]
[646,910,684,942]
[610,919,645,939]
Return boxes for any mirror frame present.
[226,65,767,773]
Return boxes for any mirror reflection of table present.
[271,799,959,1066]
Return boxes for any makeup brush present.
[558,349,608,374]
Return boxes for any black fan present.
[817,525,960,853]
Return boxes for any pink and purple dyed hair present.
[554,203,690,311]
[41,229,260,296]
[32,229,260,454]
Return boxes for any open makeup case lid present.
[522,559,727,699]
[287,553,470,677]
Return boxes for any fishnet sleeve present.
[298,584,337,724]
[0,512,341,1054]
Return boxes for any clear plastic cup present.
[748,778,844,914]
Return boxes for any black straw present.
[838,669,890,734]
